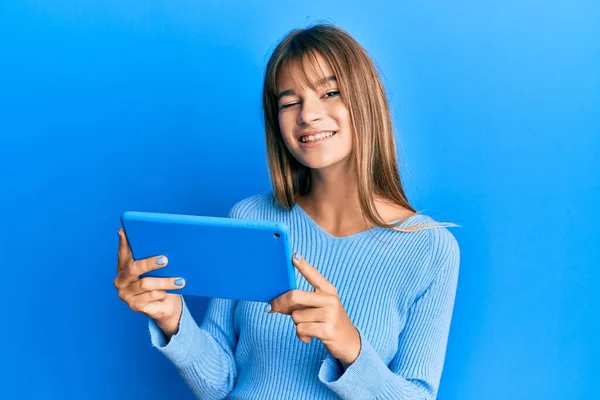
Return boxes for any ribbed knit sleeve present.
[148,297,238,399]
[146,202,247,399]
[318,228,460,399]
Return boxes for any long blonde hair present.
[262,24,457,232]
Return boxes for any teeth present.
[300,131,336,143]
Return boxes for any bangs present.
[274,46,335,96]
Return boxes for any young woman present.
[115,24,460,399]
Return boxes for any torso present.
[225,193,441,399]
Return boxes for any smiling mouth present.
[299,131,337,143]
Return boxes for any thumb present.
[117,228,133,271]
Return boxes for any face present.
[276,52,353,171]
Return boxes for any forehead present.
[276,51,334,90]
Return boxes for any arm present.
[147,201,249,399]
[318,229,460,399]
[149,296,238,400]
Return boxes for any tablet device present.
[120,211,297,302]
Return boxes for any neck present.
[299,161,365,232]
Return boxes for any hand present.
[113,228,185,337]
[268,254,361,366]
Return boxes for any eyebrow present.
[277,75,337,102]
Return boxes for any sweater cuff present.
[148,296,202,366]
[318,329,387,399]
[148,297,236,396]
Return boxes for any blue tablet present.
[120,211,297,302]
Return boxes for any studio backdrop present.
[1,1,598,399]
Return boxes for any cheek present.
[325,101,350,127]
[279,113,297,141]
[334,107,353,148]
[335,107,351,127]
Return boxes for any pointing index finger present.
[292,253,335,294]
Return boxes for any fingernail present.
[294,253,302,261]
[156,257,167,265]
[264,303,272,313]
[174,278,185,286]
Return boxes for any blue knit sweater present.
[148,193,460,399]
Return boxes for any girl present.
[115,24,460,399]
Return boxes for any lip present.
[297,130,337,146]
[297,130,337,140]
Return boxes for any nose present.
[297,96,325,125]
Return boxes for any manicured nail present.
[174,278,185,287]
[294,253,302,261]
[156,257,167,265]
[264,303,272,313]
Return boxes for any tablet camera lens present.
[273,232,281,239]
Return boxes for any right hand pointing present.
[114,228,185,337]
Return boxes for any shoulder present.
[371,213,460,269]
[425,219,460,267]
[417,216,461,290]
[227,192,280,219]
[394,214,460,284]
[405,214,460,264]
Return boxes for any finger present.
[292,253,336,294]
[291,307,329,325]
[129,277,186,296]
[125,255,169,278]
[138,300,174,321]
[129,290,168,312]
[117,229,133,272]
[270,290,332,315]
[296,322,329,343]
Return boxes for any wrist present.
[338,326,361,368]
[339,359,352,371]
[156,316,179,339]
[156,297,183,339]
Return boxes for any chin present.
[296,153,351,170]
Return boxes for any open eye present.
[323,90,340,98]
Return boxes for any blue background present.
[1,1,598,399]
